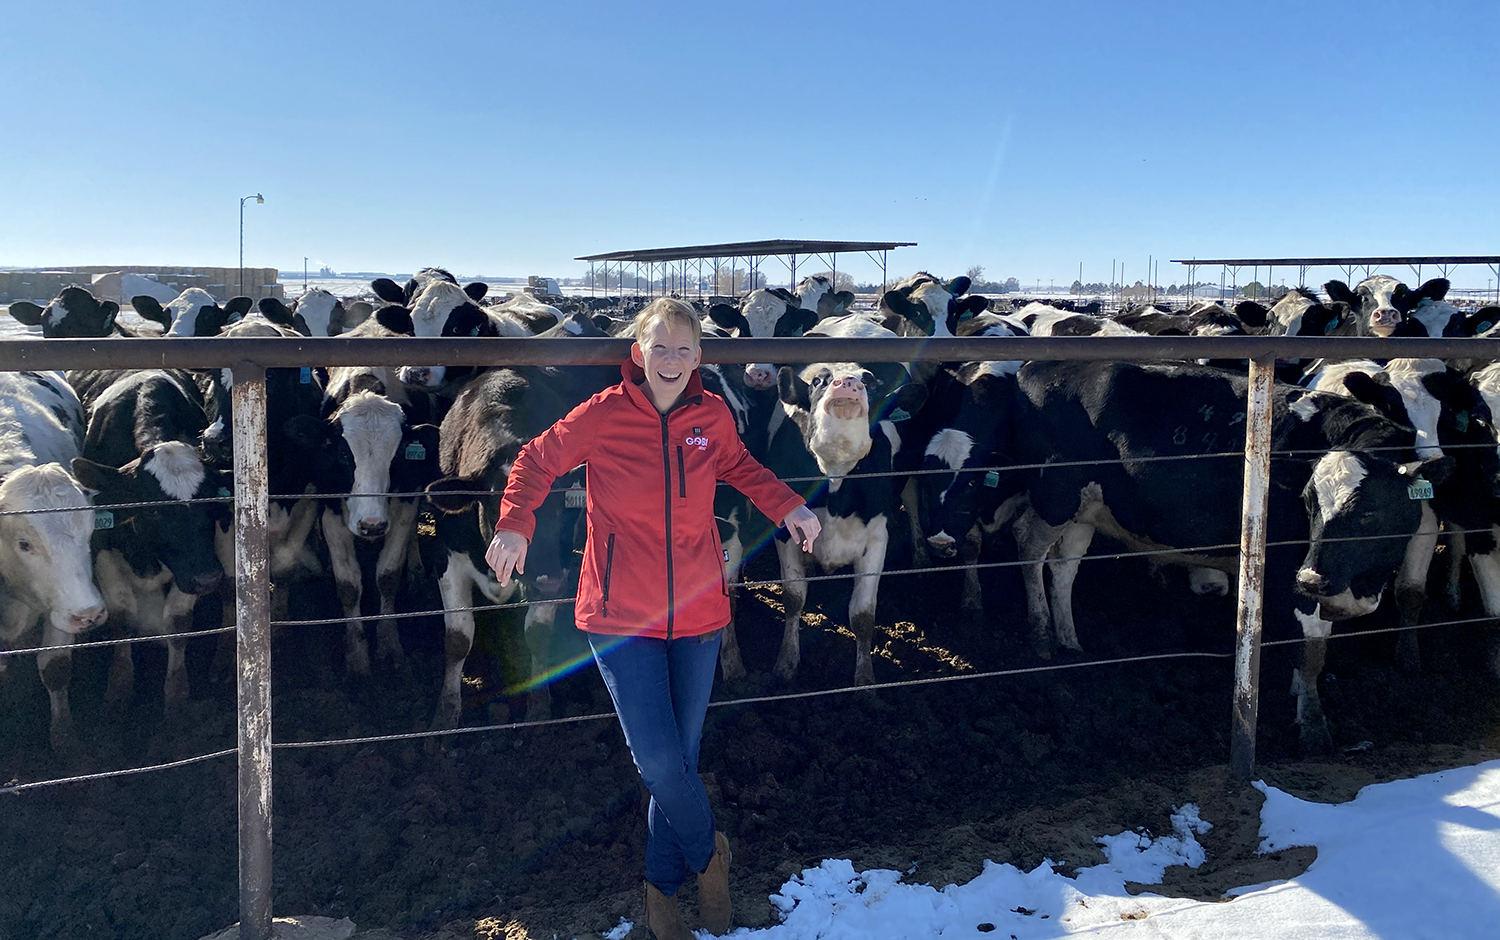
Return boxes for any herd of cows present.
[3,268,1500,758]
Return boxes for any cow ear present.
[708,303,744,332]
[895,381,929,416]
[1341,370,1394,409]
[1233,300,1269,329]
[592,314,617,334]
[98,301,120,333]
[258,297,296,328]
[371,278,407,304]
[199,306,232,336]
[375,304,414,335]
[325,301,346,336]
[793,307,820,334]
[71,457,125,497]
[1402,454,1455,488]
[464,281,489,302]
[1418,278,1450,303]
[777,366,811,409]
[393,424,442,490]
[1323,280,1358,307]
[425,476,481,515]
[224,296,254,320]
[8,300,44,326]
[132,296,170,328]
[947,275,972,297]
[1465,307,1500,336]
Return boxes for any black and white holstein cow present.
[66,369,230,710]
[6,286,147,338]
[283,316,443,675]
[257,288,371,337]
[735,313,926,685]
[1323,276,1475,338]
[424,313,619,726]
[1012,360,1448,753]
[1456,360,1500,673]
[369,269,531,395]
[130,290,254,337]
[878,272,990,337]
[0,372,107,748]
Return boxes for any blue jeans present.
[588,629,722,896]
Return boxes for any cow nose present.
[402,366,431,385]
[69,606,107,633]
[832,376,864,390]
[357,518,388,538]
[926,532,957,558]
[1296,568,1330,595]
[744,365,776,390]
[192,570,223,595]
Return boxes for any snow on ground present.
[604,760,1500,940]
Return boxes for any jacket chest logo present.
[685,434,710,451]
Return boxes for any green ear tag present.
[889,408,911,422]
[1407,478,1434,500]
[1456,411,1470,433]
[404,442,426,461]
[94,510,115,530]
[218,486,232,498]
[984,470,1000,488]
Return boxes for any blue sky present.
[3,0,1497,288]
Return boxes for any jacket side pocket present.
[601,533,616,618]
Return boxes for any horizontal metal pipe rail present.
[1,333,1497,372]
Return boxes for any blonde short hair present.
[633,298,702,347]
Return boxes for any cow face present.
[1268,289,1347,337]
[880,272,986,337]
[1297,451,1451,619]
[259,289,348,336]
[8,287,121,338]
[131,288,245,338]
[1324,276,1449,338]
[72,442,229,596]
[0,464,107,635]
[397,281,497,389]
[780,363,882,476]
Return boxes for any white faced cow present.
[0,372,106,748]
[130,289,253,337]
[879,272,989,338]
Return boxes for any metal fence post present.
[231,359,273,940]
[1231,352,1274,780]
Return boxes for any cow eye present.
[17,539,32,553]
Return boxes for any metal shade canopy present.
[576,238,915,263]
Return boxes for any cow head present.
[72,442,229,596]
[0,463,106,635]
[370,267,487,308]
[880,272,987,337]
[131,288,248,337]
[734,289,820,390]
[9,287,121,338]
[1323,276,1448,338]
[396,280,497,389]
[259,288,348,336]
[779,362,922,477]
[1297,451,1452,619]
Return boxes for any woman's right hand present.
[485,529,530,586]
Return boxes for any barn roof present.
[575,239,916,263]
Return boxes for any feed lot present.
[2,305,1500,940]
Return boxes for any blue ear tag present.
[470,326,481,337]
[218,486,232,498]
[1407,478,1434,500]
[404,442,426,461]
[300,367,311,384]
[984,470,1000,488]
[1455,411,1470,433]
[889,408,911,422]
[564,488,586,509]
[94,510,115,530]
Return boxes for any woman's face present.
[633,318,702,412]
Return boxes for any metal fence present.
[0,331,1496,939]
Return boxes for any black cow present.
[67,369,231,709]
[1012,360,1448,753]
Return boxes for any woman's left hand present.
[783,505,821,553]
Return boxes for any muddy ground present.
[2,526,1499,940]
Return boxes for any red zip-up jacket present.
[494,361,804,639]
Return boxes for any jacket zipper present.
[677,446,686,499]
[601,533,616,618]
[660,412,675,639]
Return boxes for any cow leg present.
[437,551,477,729]
[1047,521,1096,652]
[162,585,198,707]
[848,517,890,685]
[901,477,929,567]
[1446,526,1467,612]
[1467,531,1500,678]
[1293,603,1334,756]
[718,528,747,681]
[1014,506,1063,659]
[322,507,368,676]
[31,619,74,749]
[1394,503,1439,672]
[960,522,985,616]
[773,538,809,681]
[372,501,416,670]
[520,600,554,721]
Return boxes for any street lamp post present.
[239,193,264,299]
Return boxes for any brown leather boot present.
[696,830,733,935]
[642,880,694,940]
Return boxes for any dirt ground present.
[2,527,1499,940]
